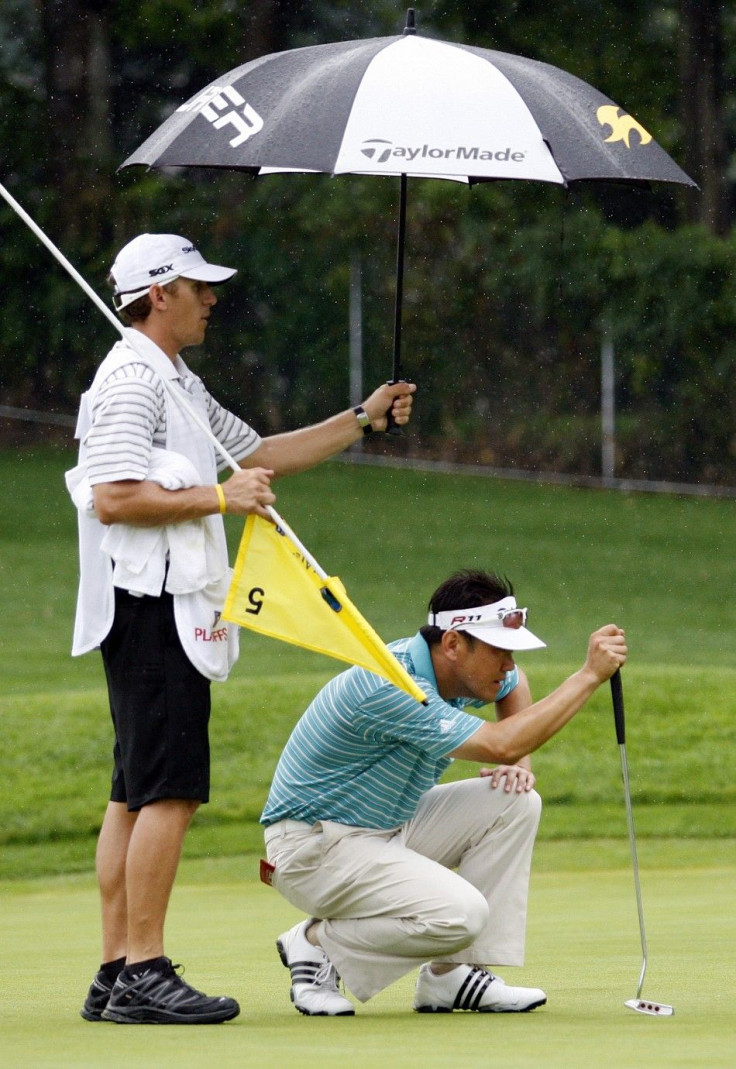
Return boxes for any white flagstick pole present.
[262,506,328,579]
[0,180,328,579]
[0,180,244,470]
[0,181,129,343]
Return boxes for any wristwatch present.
[353,405,373,435]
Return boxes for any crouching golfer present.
[261,569,627,1016]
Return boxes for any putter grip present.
[610,668,625,745]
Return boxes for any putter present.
[610,669,674,1016]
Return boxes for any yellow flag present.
[222,515,426,704]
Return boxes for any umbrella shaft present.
[392,173,408,382]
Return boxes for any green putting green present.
[1,845,733,1069]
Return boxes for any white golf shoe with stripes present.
[414,963,547,1013]
[276,920,354,1016]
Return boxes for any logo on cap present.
[449,613,482,626]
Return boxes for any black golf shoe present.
[80,969,115,1021]
[101,958,240,1024]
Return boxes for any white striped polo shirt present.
[85,357,260,485]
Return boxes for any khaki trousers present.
[264,777,541,1002]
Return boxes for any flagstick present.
[0,181,129,344]
[0,180,238,464]
[0,179,329,579]
[263,506,328,578]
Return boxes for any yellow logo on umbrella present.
[597,105,652,148]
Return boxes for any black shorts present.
[101,587,211,811]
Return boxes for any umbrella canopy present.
[122,18,693,187]
[121,11,695,386]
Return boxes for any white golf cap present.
[110,233,237,310]
[428,596,546,652]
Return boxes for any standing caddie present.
[67,232,414,1024]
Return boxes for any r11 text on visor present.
[428,597,546,651]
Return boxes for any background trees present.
[1,0,734,483]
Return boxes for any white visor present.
[428,596,546,651]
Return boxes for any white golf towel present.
[67,447,224,596]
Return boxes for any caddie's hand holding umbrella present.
[120,7,695,430]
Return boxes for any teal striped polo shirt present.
[261,632,519,830]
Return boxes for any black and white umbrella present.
[122,9,695,388]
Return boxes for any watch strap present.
[353,404,373,434]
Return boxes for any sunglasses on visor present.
[498,607,528,629]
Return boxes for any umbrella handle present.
[385,377,408,436]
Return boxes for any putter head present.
[625,998,674,1017]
